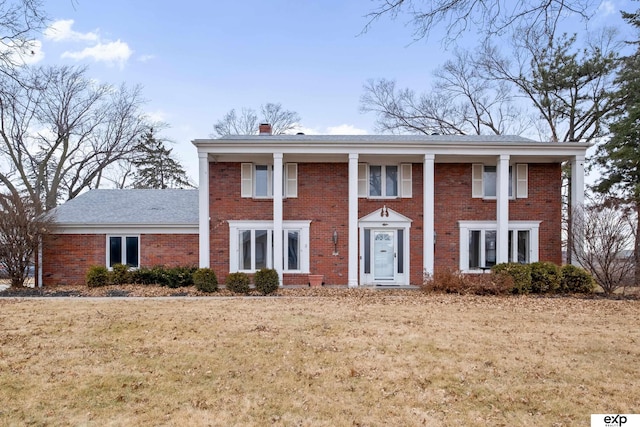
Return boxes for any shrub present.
[165,266,197,288]
[421,268,512,295]
[225,272,250,294]
[110,263,130,285]
[254,268,280,295]
[130,267,158,285]
[560,264,596,293]
[529,262,561,293]
[193,268,218,292]
[86,265,110,288]
[491,263,532,294]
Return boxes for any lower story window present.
[459,221,540,272]
[229,221,310,273]
[108,236,139,268]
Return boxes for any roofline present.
[51,223,198,234]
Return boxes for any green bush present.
[491,263,532,294]
[254,268,280,295]
[86,265,110,288]
[193,268,218,292]
[130,267,158,285]
[529,261,561,293]
[165,266,197,288]
[110,263,130,285]
[560,264,596,293]
[225,272,250,294]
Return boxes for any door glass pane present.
[385,166,398,197]
[369,166,382,196]
[485,230,497,267]
[240,230,251,270]
[397,229,403,274]
[469,231,480,269]
[255,230,268,269]
[109,237,122,267]
[518,230,530,263]
[287,230,299,270]
[374,231,394,280]
[364,229,371,274]
[255,165,269,197]
[125,237,139,267]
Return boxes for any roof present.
[50,189,198,226]
[209,134,538,143]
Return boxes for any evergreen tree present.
[132,129,194,189]
[593,6,640,286]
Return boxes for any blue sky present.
[32,0,635,180]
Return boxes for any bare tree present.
[211,102,301,136]
[360,50,528,135]
[0,65,150,210]
[0,191,50,287]
[571,198,636,295]
[362,0,596,43]
[0,0,46,81]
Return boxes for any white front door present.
[373,230,395,281]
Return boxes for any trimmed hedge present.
[193,268,218,292]
[560,264,596,293]
[86,265,110,287]
[529,262,561,293]
[225,272,250,294]
[254,268,280,295]
[491,263,532,294]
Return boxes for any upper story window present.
[358,163,412,198]
[241,163,297,199]
[472,163,528,199]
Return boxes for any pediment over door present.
[359,206,412,227]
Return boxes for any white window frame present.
[458,221,540,272]
[472,163,528,199]
[241,163,298,199]
[228,220,310,273]
[358,163,412,199]
[106,235,140,269]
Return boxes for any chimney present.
[259,123,272,135]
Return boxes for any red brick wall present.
[209,161,562,285]
[42,233,198,286]
[434,163,562,267]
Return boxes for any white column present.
[423,154,435,275]
[571,155,585,266]
[348,153,359,288]
[273,153,284,286]
[198,152,210,268]
[496,154,510,264]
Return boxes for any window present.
[459,221,540,271]
[228,221,310,273]
[107,236,139,268]
[472,163,528,199]
[358,164,412,198]
[241,163,297,198]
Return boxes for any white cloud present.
[2,39,44,65]
[145,110,169,124]
[62,40,133,68]
[597,1,616,16]
[290,124,369,135]
[44,19,99,42]
[326,124,368,135]
[137,54,156,63]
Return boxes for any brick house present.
[42,125,588,287]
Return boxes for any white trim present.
[516,163,528,198]
[400,163,412,198]
[273,153,284,285]
[199,152,210,268]
[496,155,510,264]
[227,220,311,274]
[285,163,298,198]
[458,220,541,272]
[51,224,198,234]
[106,235,140,269]
[423,154,435,275]
[348,153,359,287]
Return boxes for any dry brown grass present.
[0,293,638,426]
